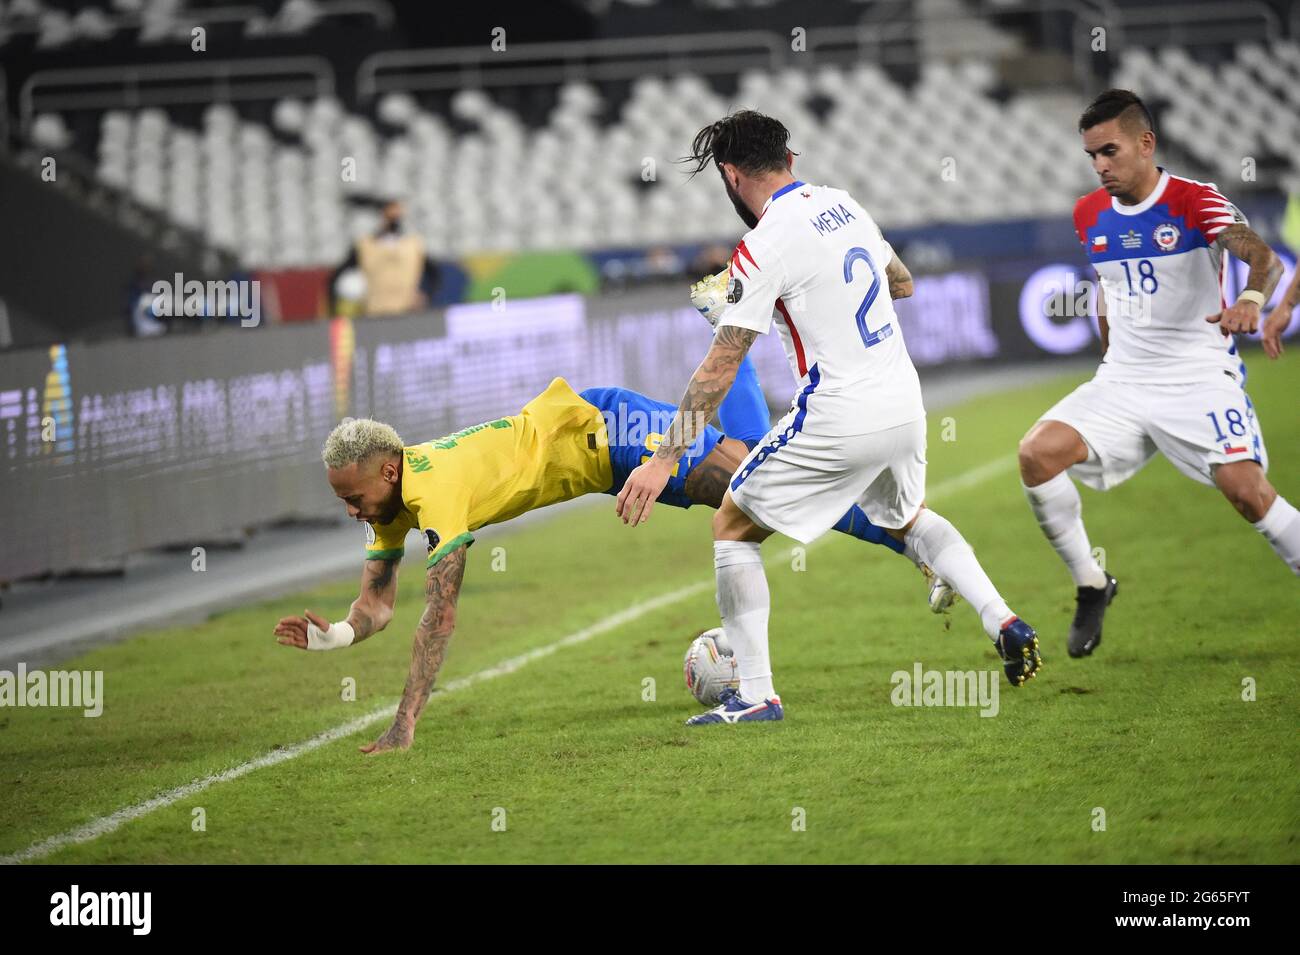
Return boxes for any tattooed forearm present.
[347,607,376,639]
[655,325,757,464]
[394,546,466,728]
[366,559,396,595]
[1217,224,1283,300]
[346,558,398,643]
[886,255,913,300]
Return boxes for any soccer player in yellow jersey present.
[273,358,949,753]
[274,266,953,752]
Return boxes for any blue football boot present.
[995,616,1042,686]
[686,687,784,725]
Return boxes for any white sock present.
[905,509,1012,639]
[1253,495,1300,576]
[902,542,925,569]
[714,540,775,702]
[1023,472,1108,589]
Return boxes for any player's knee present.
[711,505,739,539]
[1216,466,1275,522]
[1017,432,1054,485]
[713,495,764,542]
[1018,424,1080,486]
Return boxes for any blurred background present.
[0,0,1297,647]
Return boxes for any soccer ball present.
[683,627,740,706]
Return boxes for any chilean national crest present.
[1153,222,1180,252]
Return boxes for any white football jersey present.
[1074,168,1249,385]
[718,181,924,436]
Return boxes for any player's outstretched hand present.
[1261,305,1291,359]
[360,719,413,755]
[615,458,672,525]
[1205,301,1261,337]
[274,609,330,649]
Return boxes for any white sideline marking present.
[2,454,1016,864]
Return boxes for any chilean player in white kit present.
[1019,90,1294,659]
[616,111,1041,724]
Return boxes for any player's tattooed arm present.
[361,545,466,754]
[1217,224,1283,300]
[345,558,399,643]
[886,254,914,300]
[273,557,398,649]
[616,328,756,524]
[656,324,758,463]
[1208,224,1283,336]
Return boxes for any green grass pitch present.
[2,360,1296,863]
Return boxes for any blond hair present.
[322,417,404,469]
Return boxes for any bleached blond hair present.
[322,417,404,469]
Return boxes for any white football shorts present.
[1038,373,1268,491]
[728,411,927,544]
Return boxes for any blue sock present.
[719,356,770,451]
[833,505,905,554]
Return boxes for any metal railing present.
[1107,1,1281,50]
[807,0,1115,88]
[18,57,335,131]
[356,31,785,99]
[13,4,1284,130]
[358,1,1263,104]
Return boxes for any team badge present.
[425,529,441,553]
[1153,223,1180,251]
[726,276,744,304]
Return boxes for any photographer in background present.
[330,199,439,317]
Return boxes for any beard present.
[723,175,759,229]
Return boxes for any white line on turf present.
[2,454,1016,864]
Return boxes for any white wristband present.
[1237,289,1266,308]
[306,619,355,651]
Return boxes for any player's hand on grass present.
[1261,303,1291,359]
[615,458,673,525]
[274,609,330,649]
[1205,300,1261,337]
[360,718,414,755]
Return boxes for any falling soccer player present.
[1018,89,1293,659]
[273,293,952,753]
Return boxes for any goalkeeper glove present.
[690,267,732,328]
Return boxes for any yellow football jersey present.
[365,377,612,567]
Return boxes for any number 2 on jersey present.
[843,247,894,348]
